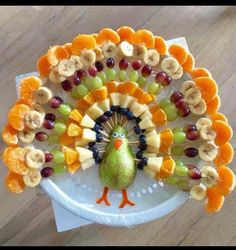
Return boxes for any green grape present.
[173,131,186,143]
[82,77,92,90]
[159,98,171,109]
[70,88,80,100]
[137,76,147,88]
[98,71,107,83]
[53,151,65,164]
[177,179,191,191]
[106,68,116,81]
[165,176,178,185]
[54,121,67,135]
[175,160,184,167]
[48,134,59,145]
[163,104,178,121]
[147,82,159,94]
[55,118,66,123]
[128,70,139,82]
[50,147,59,155]
[92,76,103,89]
[53,164,66,173]
[175,165,189,177]
[118,70,127,81]
[156,84,163,95]
[58,104,72,116]
[172,127,184,133]
[171,146,184,156]
[76,84,89,97]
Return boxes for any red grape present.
[184,124,197,133]
[106,58,115,68]
[175,99,186,109]
[43,119,54,130]
[48,96,63,109]
[69,75,81,86]
[155,72,167,82]
[162,75,172,86]
[170,91,183,103]
[184,147,198,157]
[41,167,54,178]
[35,132,48,142]
[141,65,152,77]
[188,168,201,180]
[44,152,54,163]
[76,69,87,80]
[187,130,199,140]
[61,80,73,91]
[95,61,104,72]
[45,113,56,122]
[132,60,142,70]
[88,65,98,77]
[177,106,190,117]
[119,58,129,70]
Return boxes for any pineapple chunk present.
[82,128,96,142]
[120,94,136,108]
[146,157,163,172]
[146,145,159,154]
[81,158,95,170]
[110,93,121,106]
[97,99,110,112]
[143,153,157,158]
[130,101,147,117]
[146,130,161,148]
[80,114,95,128]
[139,116,155,130]
[86,102,104,120]
[75,137,89,147]
[76,147,93,162]
[143,167,156,179]
[140,110,152,120]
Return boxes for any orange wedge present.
[5,171,25,193]
[182,53,195,72]
[47,45,69,66]
[168,44,188,65]
[117,26,135,43]
[2,124,18,145]
[98,28,120,44]
[214,142,234,166]
[190,68,212,79]
[37,54,52,78]
[71,35,96,55]
[154,36,167,55]
[133,29,155,49]
[212,120,233,146]
[195,77,218,102]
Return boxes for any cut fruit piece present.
[159,128,173,153]
[83,92,96,106]
[168,44,188,65]
[2,124,18,145]
[146,156,163,172]
[63,43,73,54]
[195,77,218,102]
[75,136,89,147]
[190,68,212,79]
[97,99,110,112]
[71,34,96,55]
[59,132,75,146]
[182,53,195,72]
[47,45,69,66]
[106,81,118,94]
[133,29,155,49]
[67,123,83,137]
[68,162,81,174]
[217,165,236,196]
[2,145,18,166]
[209,112,228,123]
[206,95,220,114]
[63,146,79,165]
[130,101,147,117]
[86,102,104,120]
[76,98,91,113]
[117,26,135,43]
[146,145,159,154]
[5,171,25,193]
[156,156,175,180]
[8,104,30,131]
[80,114,95,128]
[37,54,51,78]
[19,76,43,105]
[91,87,108,101]
[91,33,104,45]
[98,28,120,44]
[154,36,167,55]
[81,158,95,170]
[69,109,83,123]
[146,130,161,148]
[139,116,155,130]
[119,95,135,109]
[214,142,234,166]
[205,187,225,213]
[110,93,122,106]
[117,81,139,95]
[82,128,96,142]
[140,110,152,120]
[133,88,153,104]
[149,104,160,114]
[152,108,167,126]
[76,147,93,162]
[212,120,233,146]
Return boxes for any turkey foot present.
[119,189,135,208]
[96,186,111,206]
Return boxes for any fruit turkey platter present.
[2,27,235,224]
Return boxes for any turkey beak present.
[114,138,123,150]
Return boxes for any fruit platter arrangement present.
[1,26,235,221]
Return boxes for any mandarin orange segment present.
[91,87,108,101]
[67,162,81,174]
[217,165,236,196]
[47,45,69,66]
[98,28,120,44]
[117,81,138,95]
[209,112,228,123]
[63,146,79,165]
[19,76,42,105]
[63,43,73,54]
[133,88,152,104]
[206,95,220,114]
[190,68,212,79]
[116,26,135,43]
[212,120,233,146]
[214,142,234,166]
[195,77,218,102]
[149,104,160,114]
[156,156,175,180]
[59,132,75,146]
[133,29,155,49]
[2,146,18,166]
[83,92,96,105]
[76,98,91,113]
[106,81,118,94]
[69,109,83,123]
[168,44,188,65]
[91,33,104,45]
[182,53,195,72]
[5,171,25,193]
[71,34,97,56]
[205,187,225,213]
[67,123,83,137]
[2,124,18,146]
[152,109,167,126]
[8,104,30,131]
[154,36,167,55]
[37,54,52,78]
[159,128,173,153]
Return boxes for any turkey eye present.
[119,133,125,138]
[112,132,119,138]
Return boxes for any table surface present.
[0,6,236,246]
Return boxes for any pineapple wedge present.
[146,130,161,148]
[110,93,122,106]
[143,167,156,179]
[146,157,163,172]
[80,114,95,128]
[81,158,95,170]
[146,145,159,154]
[75,137,90,147]
[82,128,96,142]
[86,102,104,120]
[76,147,93,162]
[139,116,155,130]
[97,99,110,112]
[140,110,152,120]
[130,101,147,117]
[120,94,136,108]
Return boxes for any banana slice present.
[190,183,207,201]
[200,125,217,141]
[30,104,45,116]
[196,117,212,131]
[23,169,42,187]
[49,68,66,84]
[118,41,134,57]
[69,55,82,70]
[160,57,179,75]
[94,47,104,61]
[33,87,52,104]
[198,142,218,162]
[79,50,96,67]
[184,87,202,105]
[25,149,45,169]
[143,49,160,67]
[189,99,207,116]
[170,65,183,80]
[18,129,35,144]
[57,59,76,77]
[102,41,117,58]
[133,44,147,61]
[180,80,196,95]
[24,111,44,130]
[200,166,219,188]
